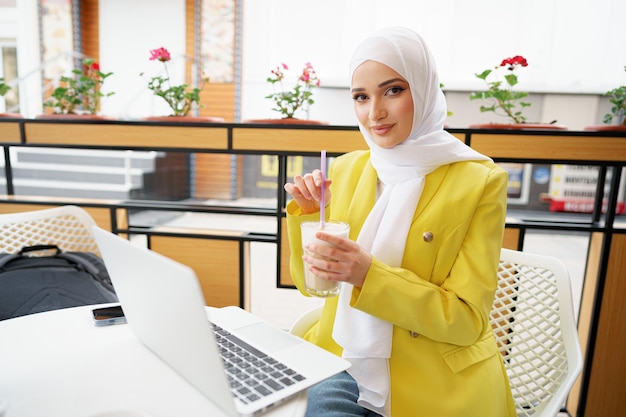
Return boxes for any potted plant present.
[0,78,9,97]
[469,55,565,130]
[142,47,226,200]
[142,47,222,122]
[246,62,324,124]
[586,66,626,131]
[0,77,21,118]
[41,59,114,118]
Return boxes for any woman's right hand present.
[284,169,331,215]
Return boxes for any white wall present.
[99,0,187,120]
[242,0,626,93]
[12,1,41,117]
[239,0,626,129]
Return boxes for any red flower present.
[501,55,528,70]
[150,47,171,62]
[90,62,100,71]
[471,55,531,124]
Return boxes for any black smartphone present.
[92,305,126,326]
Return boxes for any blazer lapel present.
[345,160,378,238]
[412,165,450,221]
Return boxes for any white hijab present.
[332,27,490,416]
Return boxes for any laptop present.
[91,226,350,417]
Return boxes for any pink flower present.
[144,47,207,116]
[266,62,321,118]
[150,47,171,62]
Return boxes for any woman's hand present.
[284,169,331,215]
[302,231,372,288]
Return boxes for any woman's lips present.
[371,124,394,135]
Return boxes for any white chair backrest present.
[0,205,99,255]
[494,248,583,417]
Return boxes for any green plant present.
[0,78,10,97]
[440,83,453,117]
[43,59,114,115]
[266,62,320,119]
[603,66,626,126]
[469,55,531,124]
[142,47,207,117]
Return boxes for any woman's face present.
[351,60,414,149]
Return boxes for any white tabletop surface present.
[0,304,307,417]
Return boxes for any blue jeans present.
[305,371,383,417]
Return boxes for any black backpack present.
[0,244,118,320]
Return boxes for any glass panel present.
[0,149,6,194]
[523,230,590,321]
[1,46,19,113]
[283,154,322,206]
[612,166,626,230]
[8,147,162,200]
[242,154,279,199]
[503,163,621,225]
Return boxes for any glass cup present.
[300,220,350,297]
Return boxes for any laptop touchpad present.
[236,322,302,352]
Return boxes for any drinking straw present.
[320,150,326,230]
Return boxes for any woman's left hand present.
[302,231,372,288]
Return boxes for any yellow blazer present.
[286,150,516,417]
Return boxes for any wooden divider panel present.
[582,233,626,417]
[232,128,366,153]
[24,122,229,149]
[149,234,241,308]
[470,134,626,162]
[0,122,21,143]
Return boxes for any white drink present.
[300,220,350,297]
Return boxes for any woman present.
[284,27,516,417]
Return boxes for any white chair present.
[289,248,583,417]
[0,205,100,255]
[495,248,582,417]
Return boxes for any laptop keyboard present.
[211,323,307,404]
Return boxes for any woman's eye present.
[352,93,368,102]
[386,86,405,96]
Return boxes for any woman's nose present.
[369,99,387,121]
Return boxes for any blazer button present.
[423,231,434,242]
[409,331,419,338]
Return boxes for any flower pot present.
[35,113,114,121]
[469,122,568,131]
[143,116,225,123]
[244,118,327,125]
[583,125,626,132]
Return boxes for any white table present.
[0,304,307,417]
